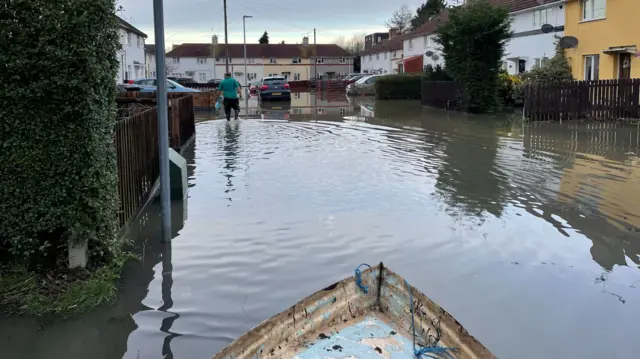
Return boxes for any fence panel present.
[114,106,159,228]
[525,79,640,121]
[421,80,464,110]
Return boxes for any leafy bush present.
[498,71,522,106]
[424,64,453,81]
[435,0,512,113]
[375,74,423,100]
[521,42,573,84]
[0,0,121,269]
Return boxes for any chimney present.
[302,36,309,46]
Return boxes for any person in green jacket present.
[218,72,242,120]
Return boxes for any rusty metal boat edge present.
[212,263,495,359]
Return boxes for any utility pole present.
[152,0,171,242]
[313,28,317,81]
[223,0,229,72]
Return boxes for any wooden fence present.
[114,93,196,228]
[114,105,159,228]
[524,79,640,121]
[421,80,464,110]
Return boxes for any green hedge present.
[375,74,423,100]
[0,0,121,269]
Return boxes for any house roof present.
[410,11,450,37]
[165,43,353,59]
[116,16,147,38]
[488,0,562,12]
[145,44,156,54]
[360,34,409,56]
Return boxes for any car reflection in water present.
[260,102,291,121]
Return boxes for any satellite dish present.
[541,24,554,34]
[425,50,434,57]
[431,54,439,61]
[558,36,578,49]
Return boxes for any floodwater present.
[2,92,640,359]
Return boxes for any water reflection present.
[220,121,240,202]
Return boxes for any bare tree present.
[385,4,413,33]
[334,34,366,55]
[165,62,177,76]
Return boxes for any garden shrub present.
[424,64,453,81]
[435,0,512,113]
[0,0,121,269]
[375,74,423,100]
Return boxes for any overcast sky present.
[116,0,436,47]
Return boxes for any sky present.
[115,0,434,48]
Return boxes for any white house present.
[360,30,406,74]
[116,16,147,82]
[402,12,448,71]
[145,44,156,78]
[502,0,565,75]
[400,0,565,75]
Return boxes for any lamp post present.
[243,15,253,88]
[152,0,171,242]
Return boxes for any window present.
[317,108,325,114]
[340,107,346,115]
[584,55,600,81]
[173,58,180,64]
[376,54,379,60]
[247,73,257,80]
[533,8,553,28]
[294,73,301,81]
[294,93,301,99]
[582,0,606,21]
[292,108,303,115]
[137,36,141,48]
[534,58,541,68]
[198,73,206,82]
[424,36,430,48]
[339,57,346,64]
[126,32,131,45]
[409,39,413,49]
[197,57,207,64]
[316,58,324,64]
[269,57,276,64]
[392,51,397,58]
[292,57,301,64]
[384,52,387,60]
[369,55,372,61]
[247,58,255,64]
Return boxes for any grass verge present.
[0,252,138,317]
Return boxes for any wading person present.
[218,72,242,121]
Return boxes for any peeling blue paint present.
[306,296,337,315]
[295,317,415,359]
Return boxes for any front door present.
[619,53,631,79]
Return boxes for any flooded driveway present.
[2,94,640,359]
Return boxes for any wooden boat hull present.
[212,263,495,359]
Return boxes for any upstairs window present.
[408,39,413,49]
[269,57,276,64]
[339,57,346,64]
[582,0,606,21]
[533,8,553,28]
[197,57,207,64]
[316,58,324,64]
[292,57,301,64]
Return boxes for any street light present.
[243,15,253,89]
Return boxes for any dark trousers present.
[223,97,240,119]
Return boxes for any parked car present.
[343,74,367,85]
[258,76,291,101]
[117,83,141,92]
[133,78,201,93]
[346,75,383,96]
[168,77,198,86]
[249,80,261,94]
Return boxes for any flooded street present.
[3,93,640,359]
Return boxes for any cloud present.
[116,0,428,45]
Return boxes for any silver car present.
[346,74,384,96]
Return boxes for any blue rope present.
[355,263,372,293]
[405,279,458,359]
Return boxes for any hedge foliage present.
[375,74,423,100]
[0,0,121,269]
[435,0,511,113]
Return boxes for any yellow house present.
[564,0,640,80]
